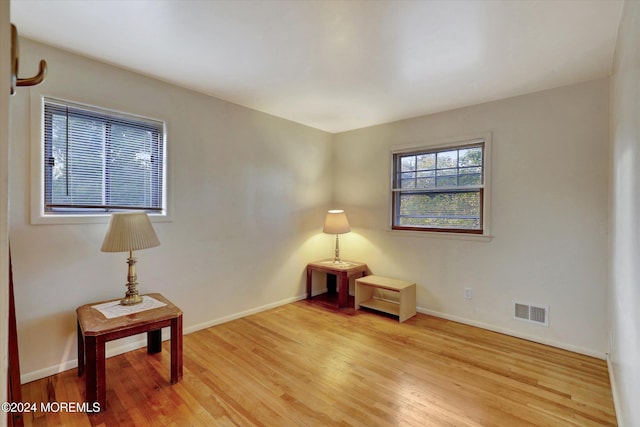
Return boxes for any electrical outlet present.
[464,288,472,300]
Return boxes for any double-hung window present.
[42,98,165,216]
[391,137,488,234]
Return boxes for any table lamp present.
[323,209,351,264]
[101,211,160,305]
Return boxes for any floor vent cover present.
[514,302,549,326]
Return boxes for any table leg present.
[85,336,106,411]
[77,321,85,377]
[170,315,183,384]
[147,329,162,354]
[338,272,348,308]
[306,266,312,299]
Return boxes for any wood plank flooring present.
[20,300,617,426]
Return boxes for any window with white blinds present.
[391,137,488,234]
[43,98,165,214]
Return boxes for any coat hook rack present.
[11,24,47,95]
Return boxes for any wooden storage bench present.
[355,275,416,322]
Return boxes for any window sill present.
[30,212,171,225]
[387,228,492,242]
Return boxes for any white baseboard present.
[606,353,623,426]
[183,294,306,335]
[22,296,606,384]
[417,307,606,360]
[21,338,153,384]
[21,293,307,384]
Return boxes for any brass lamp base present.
[333,234,343,264]
[121,294,143,306]
[119,250,144,305]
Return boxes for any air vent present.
[513,302,549,326]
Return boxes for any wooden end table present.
[306,259,368,308]
[76,293,183,411]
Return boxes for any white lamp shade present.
[101,211,160,252]
[323,210,351,234]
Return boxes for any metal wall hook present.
[17,59,47,88]
[11,24,48,95]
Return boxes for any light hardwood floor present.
[21,300,617,426]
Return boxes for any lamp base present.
[333,234,343,264]
[120,251,143,305]
[120,294,143,306]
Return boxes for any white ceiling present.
[11,0,623,133]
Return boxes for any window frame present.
[31,95,171,224]
[389,133,492,239]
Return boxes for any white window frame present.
[30,94,172,224]
[389,133,492,240]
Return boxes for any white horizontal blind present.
[43,98,164,213]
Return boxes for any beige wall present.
[610,1,640,425]
[9,38,334,381]
[10,35,613,385]
[333,78,610,356]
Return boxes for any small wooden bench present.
[355,275,416,322]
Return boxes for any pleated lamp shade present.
[101,212,160,253]
[323,210,351,235]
